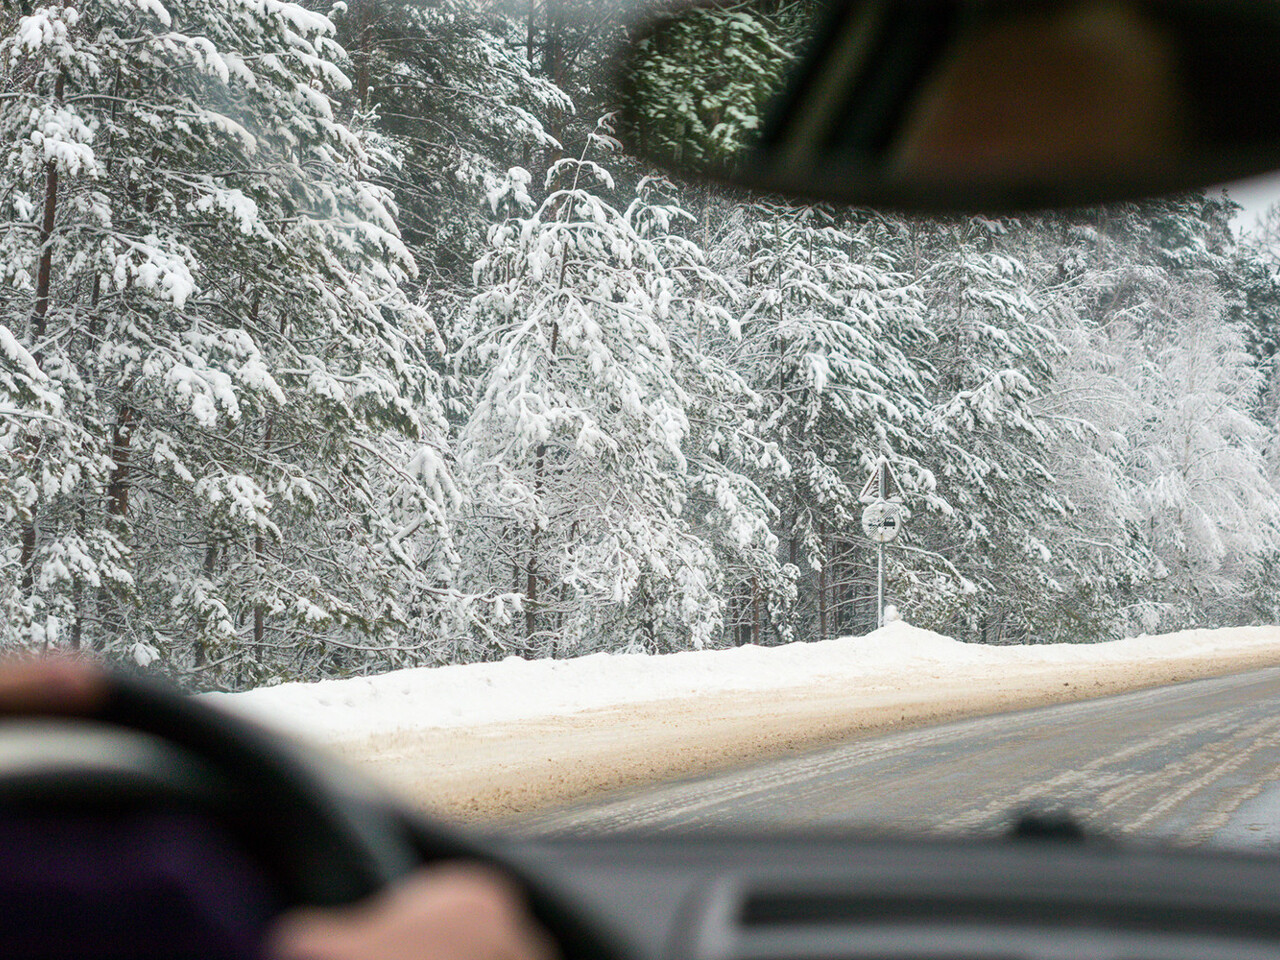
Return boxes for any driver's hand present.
[0,655,105,714]
[0,660,555,960]
[267,863,559,960]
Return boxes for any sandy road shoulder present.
[326,644,1280,825]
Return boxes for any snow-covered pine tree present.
[899,216,1069,643]
[1235,201,1280,624]
[990,211,1158,641]
[456,130,777,655]
[1122,273,1280,625]
[0,0,457,683]
[710,201,938,640]
[326,0,571,286]
[1047,196,1280,633]
[620,2,797,172]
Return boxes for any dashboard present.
[489,832,1280,960]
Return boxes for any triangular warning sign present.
[858,456,904,504]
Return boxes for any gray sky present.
[1219,170,1280,236]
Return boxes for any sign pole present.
[860,456,906,633]
[877,544,884,629]
[877,460,885,628]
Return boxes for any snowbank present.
[210,622,1280,743]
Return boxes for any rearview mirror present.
[617,0,1280,211]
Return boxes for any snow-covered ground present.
[209,620,1280,821]
[212,619,1280,743]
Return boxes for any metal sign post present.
[859,458,907,629]
[877,461,885,629]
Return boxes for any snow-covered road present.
[515,665,1280,845]
[211,622,1280,824]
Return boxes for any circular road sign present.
[861,501,907,543]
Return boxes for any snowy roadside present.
[210,621,1280,822]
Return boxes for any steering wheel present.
[0,669,618,960]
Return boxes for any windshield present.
[3,0,1280,851]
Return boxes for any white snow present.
[209,621,1280,743]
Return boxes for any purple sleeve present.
[0,810,281,959]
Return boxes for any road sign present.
[861,500,907,543]
[858,456,904,504]
[858,457,908,629]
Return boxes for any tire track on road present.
[514,667,1280,845]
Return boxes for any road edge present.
[333,642,1280,824]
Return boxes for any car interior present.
[8,0,1280,958]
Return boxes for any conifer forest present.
[2,0,1279,688]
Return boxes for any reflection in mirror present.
[618,0,1280,211]
[891,2,1184,181]
[619,3,809,172]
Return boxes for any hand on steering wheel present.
[269,863,559,960]
[0,656,560,960]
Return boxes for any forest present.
[1,0,1278,689]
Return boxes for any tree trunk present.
[31,79,63,345]
[254,419,273,648]
[19,75,64,596]
[71,482,85,651]
[253,292,272,650]
[106,404,134,520]
[526,319,560,648]
[534,0,569,169]
[525,532,539,643]
[194,541,218,668]
[72,272,104,651]
[818,520,827,641]
[788,503,798,568]
[526,435,548,647]
[19,526,36,597]
[751,576,761,645]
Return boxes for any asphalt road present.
[513,665,1280,848]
